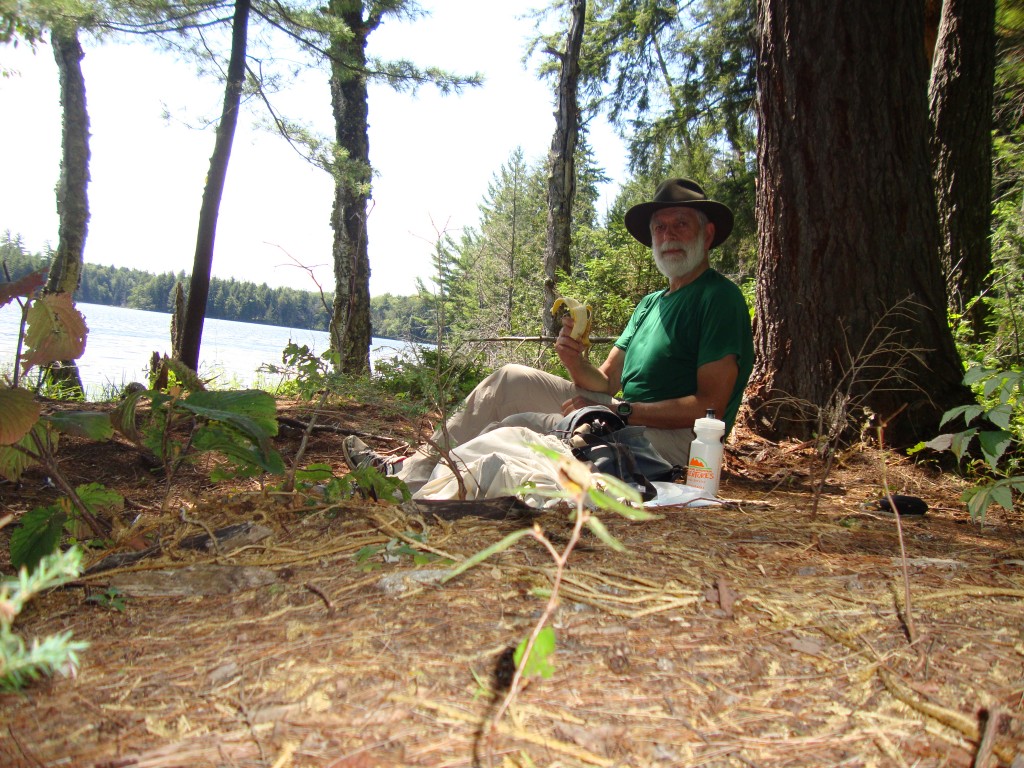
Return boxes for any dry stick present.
[23,433,109,539]
[972,707,1003,768]
[179,506,222,556]
[878,669,1016,765]
[303,582,334,614]
[877,423,918,645]
[7,725,46,768]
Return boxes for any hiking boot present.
[342,435,404,476]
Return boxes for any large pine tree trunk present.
[46,28,90,392]
[747,1,969,448]
[178,0,251,372]
[543,0,585,338]
[327,1,373,374]
[929,0,996,333]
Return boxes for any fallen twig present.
[304,582,334,614]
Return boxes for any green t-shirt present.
[614,269,754,433]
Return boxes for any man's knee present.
[472,363,535,397]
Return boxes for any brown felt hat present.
[624,178,734,248]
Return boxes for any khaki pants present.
[397,363,695,493]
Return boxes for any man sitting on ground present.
[344,178,755,496]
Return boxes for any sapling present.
[441,444,658,749]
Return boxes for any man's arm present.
[554,315,624,395]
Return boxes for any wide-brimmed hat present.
[624,178,734,248]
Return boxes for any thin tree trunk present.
[929,0,996,334]
[46,28,90,393]
[544,0,585,338]
[747,0,969,448]
[178,0,251,372]
[327,0,373,374]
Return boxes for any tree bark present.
[178,0,251,372]
[746,0,969,448]
[46,28,90,392]
[929,0,996,333]
[543,0,585,338]
[326,1,374,374]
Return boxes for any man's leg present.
[644,428,696,469]
[397,364,589,492]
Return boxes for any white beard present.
[653,236,705,280]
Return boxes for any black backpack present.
[549,405,684,501]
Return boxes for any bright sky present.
[0,1,627,297]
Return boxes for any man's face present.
[650,207,710,280]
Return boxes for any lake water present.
[0,302,414,398]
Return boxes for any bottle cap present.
[694,411,726,432]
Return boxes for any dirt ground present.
[1,395,1023,768]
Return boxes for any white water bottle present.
[686,409,726,497]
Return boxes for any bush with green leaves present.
[915,364,1023,521]
[1,275,285,571]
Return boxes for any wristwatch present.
[615,401,633,423]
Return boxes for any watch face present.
[617,402,632,416]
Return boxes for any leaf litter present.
[0,398,1022,767]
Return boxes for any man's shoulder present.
[699,269,747,301]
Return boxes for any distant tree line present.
[0,232,433,342]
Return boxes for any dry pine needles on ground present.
[1,405,1023,768]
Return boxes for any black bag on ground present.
[549,406,684,501]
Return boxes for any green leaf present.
[0,422,52,482]
[986,403,1014,430]
[440,528,532,583]
[592,474,644,506]
[940,404,983,428]
[76,483,124,518]
[111,387,148,443]
[354,545,383,563]
[390,543,420,558]
[917,434,954,453]
[181,389,279,438]
[965,488,992,521]
[588,486,660,520]
[295,463,335,483]
[0,387,40,445]
[950,428,977,461]
[513,626,556,679]
[10,505,68,571]
[20,294,87,372]
[962,365,992,386]
[585,515,626,552]
[989,483,1014,511]
[44,411,114,441]
[978,430,1013,470]
[192,424,286,477]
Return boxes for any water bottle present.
[685,409,726,497]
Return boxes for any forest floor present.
[1,393,1023,768]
